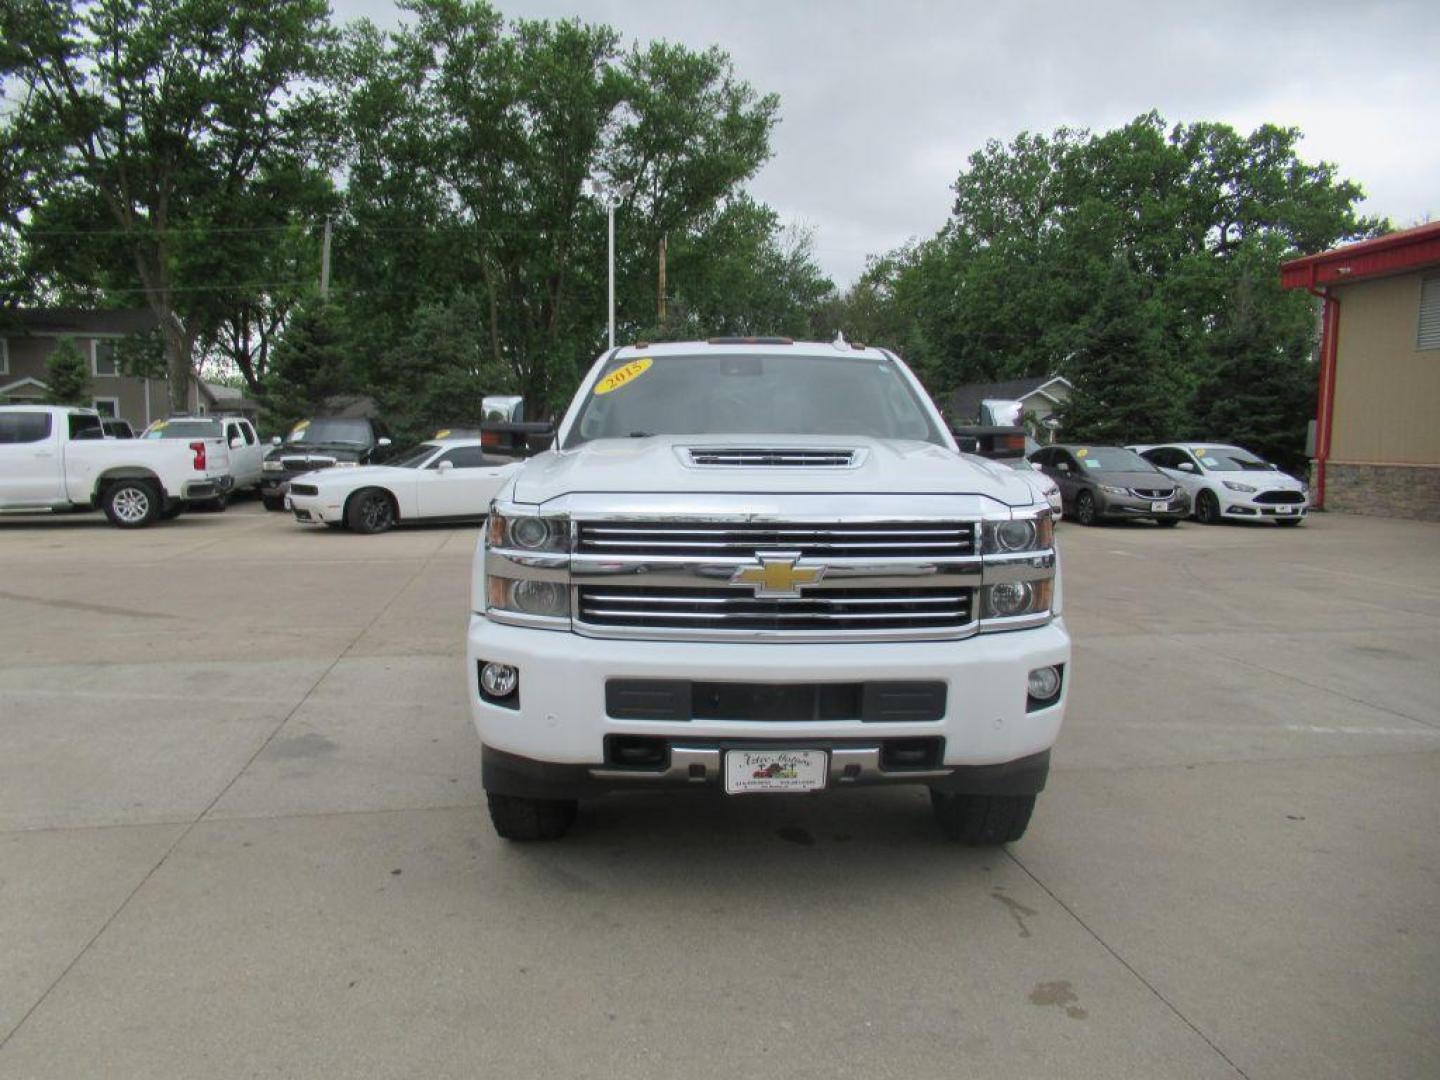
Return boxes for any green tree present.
[42,337,91,405]
[263,300,351,432]
[2,0,337,410]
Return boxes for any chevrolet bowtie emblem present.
[730,553,826,598]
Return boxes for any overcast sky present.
[332,0,1440,286]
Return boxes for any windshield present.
[386,443,442,468]
[143,420,221,440]
[288,419,373,446]
[566,352,943,447]
[1194,447,1273,472]
[1073,447,1152,471]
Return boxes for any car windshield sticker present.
[1083,459,1100,468]
[1200,457,1219,467]
[434,429,451,438]
[594,358,652,395]
[290,420,310,441]
[1075,447,1088,457]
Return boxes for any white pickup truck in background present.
[0,405,232,527]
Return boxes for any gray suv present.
[1029,445,1188,526]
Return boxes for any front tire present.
[195,493,229,513]
[486,793,578,841]
[1195,489,1221,525]
[931,791,1036,845]
[262,494,287,512]
[346,488,398,534]
[102,479,162,528]
[1075,490,1098,526]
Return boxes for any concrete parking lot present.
[1,503,1437,1079]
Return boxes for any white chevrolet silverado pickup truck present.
[467,339,1069,844]
[0,405,232,526]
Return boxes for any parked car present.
[259,417,394,512]
[1131,443,1308,526]
[286,437,520,533]
[0,405,231,527]
[141,414,263,506]
[1007,457,1063,518]
[1029,444,1188,526]
[101,418,135,439]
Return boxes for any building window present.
[93,339,119,376]
[1420,274,1440,351]
[0,337,9,375]
[92,397,120,418]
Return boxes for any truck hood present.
[511,436,1038,508]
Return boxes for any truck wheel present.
[261,494,286,512]
[346,489,397,534]
[1075,491,1098,526]
[102,479,162,528]
[1195,490,1221,525]
[160,502,184,521]
[930,791,1036,845]
[196,493,229,513]
[486,793,578,841]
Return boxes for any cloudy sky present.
[332,0,1440,286]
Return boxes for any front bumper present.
[1218,492,1308,520]
[466,614,1070,793]
[1096,492,1189,519]
[287,491,343,525]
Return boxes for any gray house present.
[0,308,256,428]
[947,376,1072,438]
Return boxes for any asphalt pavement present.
[1,502,1437,1079]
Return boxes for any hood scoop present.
[683,447,862,468]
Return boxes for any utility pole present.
[657,233,668,324]
[320,216,332,299]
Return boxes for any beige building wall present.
[1,333,197,427]
[1330,272,1440,465]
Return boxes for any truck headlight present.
[982,579,1053,619]
[1223,481,1257,493]
[488,512,570,554]
[980,512,1053,554]
[488,577,569,617]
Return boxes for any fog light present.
[480,662,518,700]
[1027,665,1062,702]
[987,580,1032,617]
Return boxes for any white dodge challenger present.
[286,437,521,533]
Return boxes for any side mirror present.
[1055,462,1071,473]
[436,459,454,473]
[1178,461,1197,473]
[230,437,243,449]
[377,437,392,448]
[271,436,281,446]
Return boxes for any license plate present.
[724,750,828,794]
[1277,505,1295,514]
[1151,500,1168,512]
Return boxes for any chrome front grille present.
[578,585,973,632]
[575,520,974,558]
[281,456,336,472]
[685,447,857,467]
[1131,487,1176,499]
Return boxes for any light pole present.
[588,179,632,349]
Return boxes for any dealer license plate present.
[1151,500,1168,512]
[724,749,828,794]
[1277,505,1295,515]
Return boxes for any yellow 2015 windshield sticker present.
[434,429,452,438]
[1075,447,1088,458]
[594,358,652,395]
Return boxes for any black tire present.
[345,488,397,534]
[195,493,229,513]
[931,791,1036,845]
[1275,517,1303,527]
[1195,489,1221,525]
[159,502,184,521]
[486,793,578,841]
[1155,516,1180,528]
[262,494,287,512]
[101,479,162,528]
[1075,490,1098,526]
